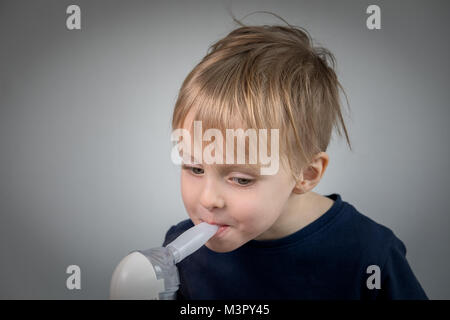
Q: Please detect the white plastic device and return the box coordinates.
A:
[110,222,219,300]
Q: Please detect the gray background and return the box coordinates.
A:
[0,0,449,299]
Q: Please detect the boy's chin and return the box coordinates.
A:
[205,239,238,253]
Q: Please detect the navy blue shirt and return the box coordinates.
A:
[162,193,428,300]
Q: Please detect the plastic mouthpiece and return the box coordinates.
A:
[166,222,219,264]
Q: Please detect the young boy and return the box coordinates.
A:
[163,23,428,300]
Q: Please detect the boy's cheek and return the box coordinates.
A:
[229,205,266,230]
[180,188,197,218]
[180,177,198,202]
[234,194,272,218]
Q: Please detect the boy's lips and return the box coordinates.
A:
[200,218,229,226]
[198,218,230,238]
[215,224,229,237]
[210,222,229,227]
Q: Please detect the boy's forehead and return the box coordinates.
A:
[180,142,258,163]
[180,112,260,151]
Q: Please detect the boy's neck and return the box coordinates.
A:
[254,191,334,241]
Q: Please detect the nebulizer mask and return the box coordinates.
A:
[109,222,218,299]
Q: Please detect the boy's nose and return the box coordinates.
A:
[199,180,225,211]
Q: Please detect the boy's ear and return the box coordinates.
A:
[292,152,329,194]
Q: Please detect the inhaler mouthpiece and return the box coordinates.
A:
[165,222,219,264]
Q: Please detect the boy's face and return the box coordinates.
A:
[179,110,297,253]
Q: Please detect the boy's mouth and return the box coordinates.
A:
[215,225,229,237]
[199,218,229,228]
[198,218,230,238]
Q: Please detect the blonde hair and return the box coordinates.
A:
[171,17,352,182]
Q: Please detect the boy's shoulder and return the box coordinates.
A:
[340,198,427,299]
[336,197,407,263]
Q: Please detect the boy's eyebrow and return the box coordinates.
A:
[216,164,261,176]
[182,153,261,175]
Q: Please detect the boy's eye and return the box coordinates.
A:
[186,166,204,175]
[182,165,204,175]
[182,165,254,186]
[192,167,204,175]
[231,177,253,186]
